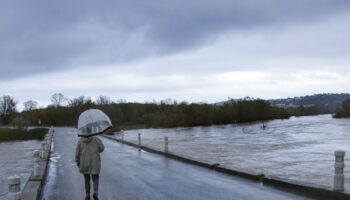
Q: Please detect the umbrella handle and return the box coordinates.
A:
[78,126,112,137]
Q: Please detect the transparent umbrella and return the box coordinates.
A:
[77,109,112,137]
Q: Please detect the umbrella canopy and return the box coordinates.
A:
[77,109,112,137]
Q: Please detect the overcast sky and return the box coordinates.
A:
[1,0,350,109]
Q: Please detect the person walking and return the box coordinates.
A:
[76,109,112,199]
[75,135,105,200]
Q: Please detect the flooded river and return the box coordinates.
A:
[115,114,350,191]
[0,140,41,197]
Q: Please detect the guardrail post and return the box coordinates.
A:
[46,140,50,151]
[40,150,44,159]
[7,175,21,200]
[40,142,48,159]
[258,174,264,189]
[121,133,124,141]
[33,150,40,159]
[33,158,40,177]
[164,136,168,153]
[334,150,345,191]
[138,133,141,147]
[40,142,45,159]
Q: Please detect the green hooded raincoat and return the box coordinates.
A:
[75,137,104,174]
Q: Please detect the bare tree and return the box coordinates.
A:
[0,95,17,124]
[160,98,177,105]
[96,96,112,105]
[68,95,92,107]
[23,100,38,111]
[51,93,66,107]
[116,98,126,103]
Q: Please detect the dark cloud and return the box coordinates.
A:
[0,0,350,79]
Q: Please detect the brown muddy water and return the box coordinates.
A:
[113,114,350,192]
[0,140,41,197]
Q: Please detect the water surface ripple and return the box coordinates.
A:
[117,115,350,191]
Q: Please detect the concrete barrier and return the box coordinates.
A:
[21,127,54,200]
[33,158,40,177]
[138,133,141,148]
[7,176,21,200]
[164,136,168,153]
[101,134,350,200]
[33,150,39,159]
[263,175,350,200]
[334,151,345,191]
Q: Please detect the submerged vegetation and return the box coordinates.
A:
[334,99,350,118]
[0,128,47,142]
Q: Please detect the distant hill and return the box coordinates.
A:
[216,93,350,114]
[268,93,350,112]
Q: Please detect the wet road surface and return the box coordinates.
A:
[42,127,316,200]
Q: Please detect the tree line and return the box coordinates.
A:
[0,94,290,129]
[334,98,350,118]
[285,106,330,116]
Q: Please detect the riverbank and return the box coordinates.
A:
[0,128,47,142]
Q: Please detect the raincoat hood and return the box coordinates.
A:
[77,109,112,137]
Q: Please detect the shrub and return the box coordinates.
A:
[0,128,48,142]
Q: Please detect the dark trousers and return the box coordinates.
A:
[84,174,99,194]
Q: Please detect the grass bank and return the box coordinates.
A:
[0,128,48,142]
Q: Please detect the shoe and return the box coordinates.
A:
[93,193,99,200]
[85,194,90,200]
